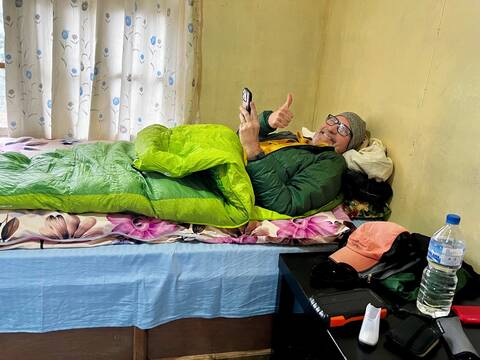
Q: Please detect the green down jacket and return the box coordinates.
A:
[245,111,347,217]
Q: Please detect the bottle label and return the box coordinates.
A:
[427,241,464,267]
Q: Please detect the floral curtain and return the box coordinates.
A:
[3,0,201,140]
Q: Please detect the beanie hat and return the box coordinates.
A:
[339,112,366,151]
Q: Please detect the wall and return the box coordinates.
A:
[199,0,328,130]
[314,0,480,268]
[199,0,479,268]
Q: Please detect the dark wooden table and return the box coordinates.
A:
[272,251,480,360]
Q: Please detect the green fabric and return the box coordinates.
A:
[251,193,344,220]
[133,124,255,226]
[0,123,343,226]
[0,142,156,215]
[381,272,419,302]
[456,267,471,292]
[0,126,255,227]
[246,111,346,217]
[258,111,275,137]
[380,268,470,302]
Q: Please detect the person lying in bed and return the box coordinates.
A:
[238,94,366,217]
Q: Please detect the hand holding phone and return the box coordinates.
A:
[238,88,262,160]
[242,88,253,114]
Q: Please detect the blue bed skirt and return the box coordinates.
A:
[0,242,335,333]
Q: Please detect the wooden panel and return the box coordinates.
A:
[154,348,271,360]
[0,327,133,360]
[133,327,147,360]
[147,316,273,359]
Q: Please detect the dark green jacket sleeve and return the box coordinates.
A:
[258,111,275,138]
[246,149,346,216]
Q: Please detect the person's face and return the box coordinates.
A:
[311,115,352,154]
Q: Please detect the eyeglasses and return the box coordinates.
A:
[326,114,352,137]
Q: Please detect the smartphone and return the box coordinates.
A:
[242,88,253,114]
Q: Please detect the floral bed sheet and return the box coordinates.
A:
[0,137,351,250]
[0,208,351,250]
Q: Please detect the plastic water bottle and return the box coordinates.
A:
[416,214,465,318]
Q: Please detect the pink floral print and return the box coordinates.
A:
[107,214,177,239]
[272,215,341,239]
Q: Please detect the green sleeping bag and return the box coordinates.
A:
[0,124,254,227]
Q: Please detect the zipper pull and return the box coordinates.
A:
[367,273,373,284]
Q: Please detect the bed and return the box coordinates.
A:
[0,241,340,359]
[0,136,352,359]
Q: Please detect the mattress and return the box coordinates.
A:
[0,241,336,333]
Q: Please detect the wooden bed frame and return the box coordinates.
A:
[0,315,273,360]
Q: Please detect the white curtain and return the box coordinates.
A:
[3,0,201,140]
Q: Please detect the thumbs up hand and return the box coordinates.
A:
[267,93,294,129]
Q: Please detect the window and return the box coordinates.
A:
[0,1,6,132]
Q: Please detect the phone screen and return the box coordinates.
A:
[242,88,252,114]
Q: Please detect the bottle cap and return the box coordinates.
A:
[446,214,461,225]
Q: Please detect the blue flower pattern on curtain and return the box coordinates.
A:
[3,0,201,140]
